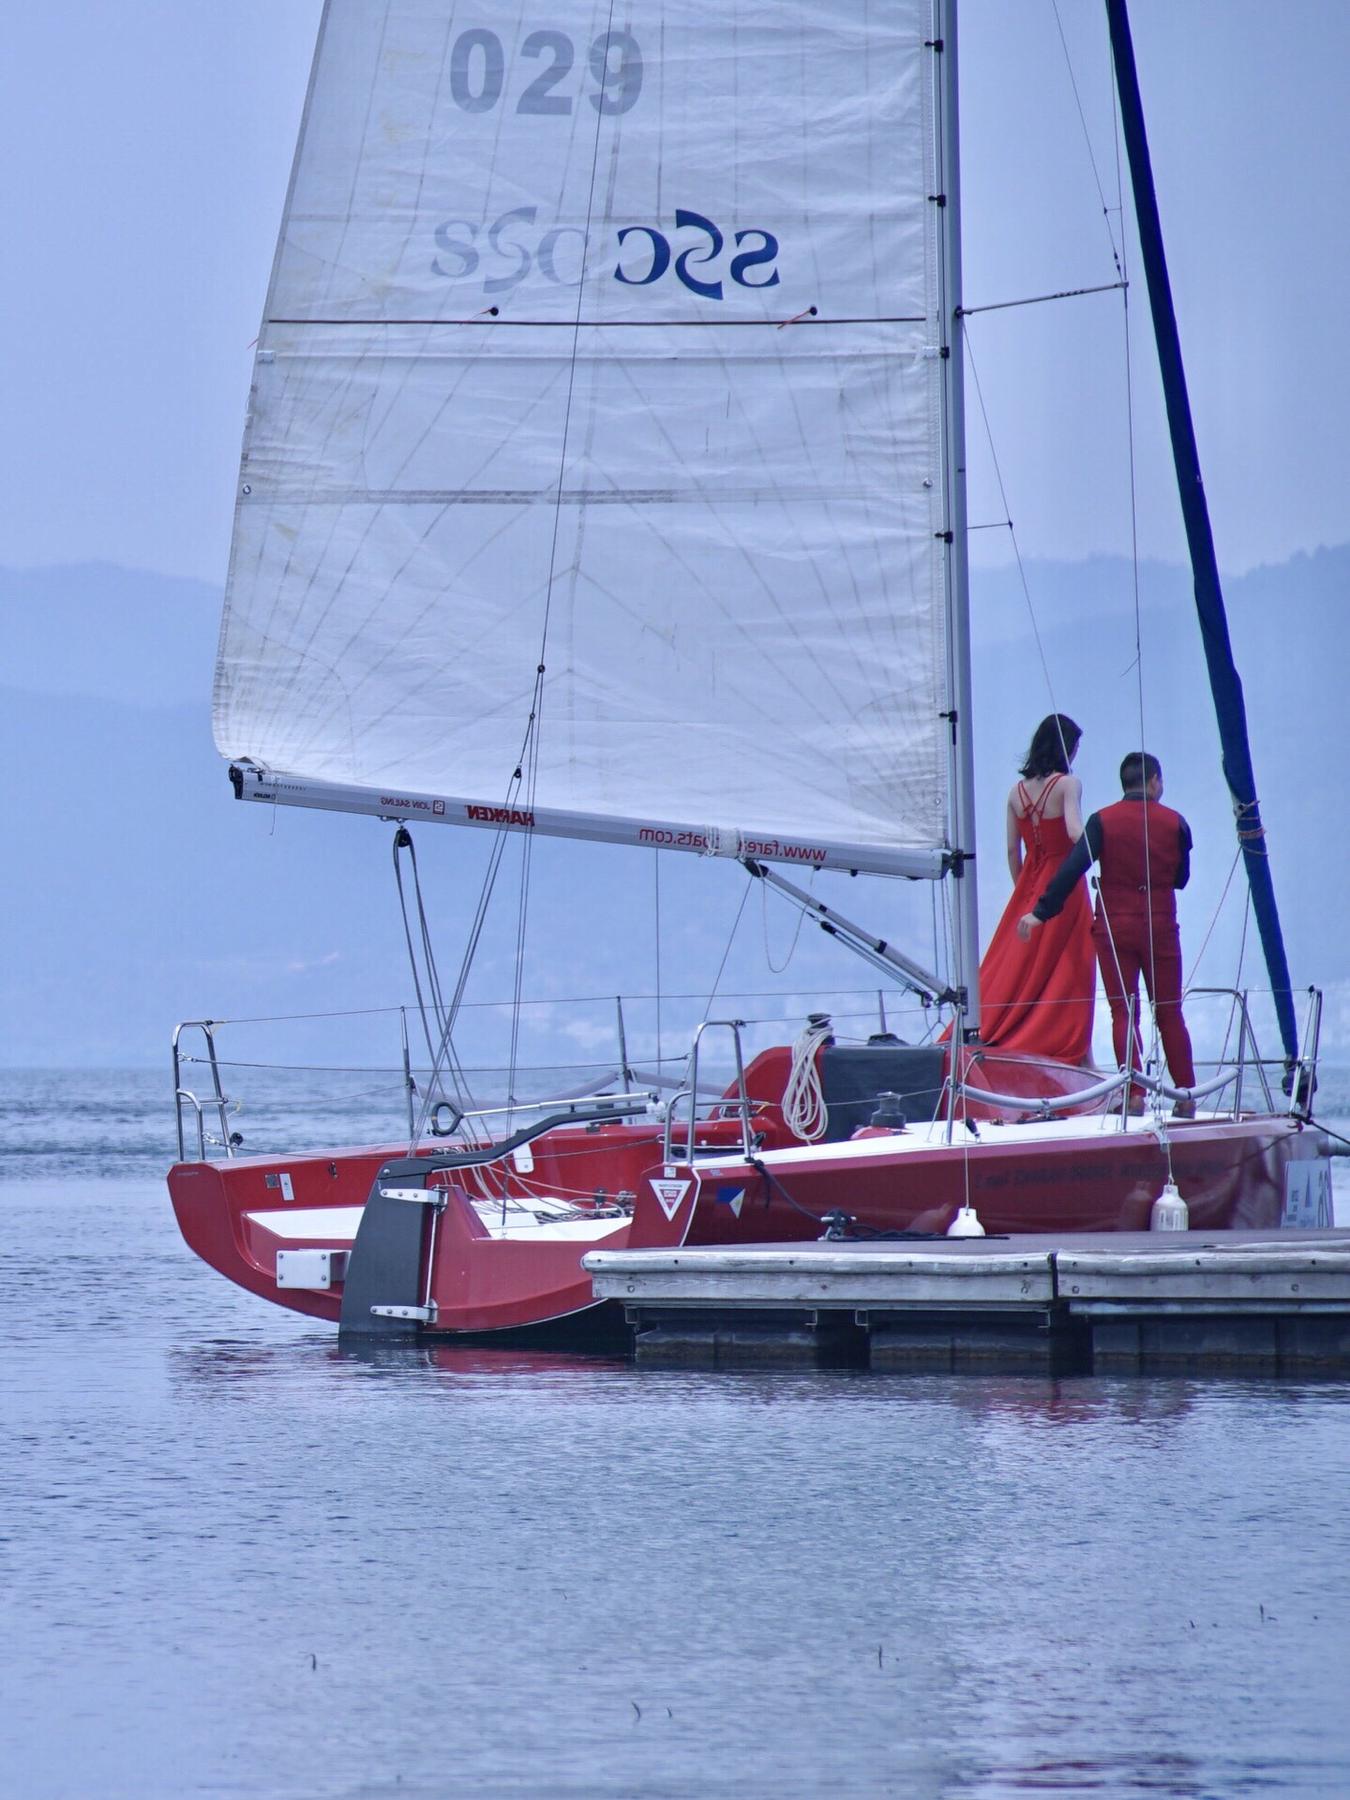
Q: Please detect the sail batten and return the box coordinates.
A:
[217,1,953,868]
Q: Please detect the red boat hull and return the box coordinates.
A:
[168,1104,1328,1337]
[680,1112,1319,1240]
[169,1121,683,1332]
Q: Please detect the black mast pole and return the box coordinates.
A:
[1105,0,1299,1066]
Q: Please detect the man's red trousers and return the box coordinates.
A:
[1091,911,1196,1091]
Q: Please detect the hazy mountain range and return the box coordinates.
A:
[3,552,1345,1075]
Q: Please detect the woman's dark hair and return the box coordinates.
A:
[1019,713,1081,779]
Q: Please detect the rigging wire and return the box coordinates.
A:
[399,805,525,1145]
[1102,20,1172,1100]
[958,20,1130,756]
[507,830,533,1119]
[972,5,1177,1112]
[921,881,946,1045]
[961,327,1063,718]
[653,849,663,1078]
[959,12,1130,732]
[1050,0,1129,275]
[392,829,470,1114]
[1184,843,1245,991]
[926,876,956,1046]
[503,0,624,1118]
[1233,885,1253,991]
[761,870,811,975]
[702,878,754,1026]
[1224,892,1267,1087]
[1085,14,1259,1117]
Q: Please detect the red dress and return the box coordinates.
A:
[976,776,1095,1063]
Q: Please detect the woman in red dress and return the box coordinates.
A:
[975,713,1095,1063]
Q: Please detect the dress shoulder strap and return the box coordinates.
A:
[1026,772,1061,822]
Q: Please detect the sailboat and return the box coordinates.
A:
[169,0,1332,1341]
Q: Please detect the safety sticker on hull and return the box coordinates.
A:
[650,1177,691,1221]
[715,1185,745,1218]
[1283,1161,1334,1228]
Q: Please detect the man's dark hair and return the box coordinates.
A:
[1120,751,1161,792]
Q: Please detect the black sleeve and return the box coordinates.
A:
[1175,817,1192,890]
[1033,813,1101,921]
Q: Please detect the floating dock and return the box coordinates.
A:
[584,1229,1350,1375]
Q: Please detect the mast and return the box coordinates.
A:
[935,2,981,1028]
[1106,0,1299,1064]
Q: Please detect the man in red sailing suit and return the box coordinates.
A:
[1018,752,1197,1111]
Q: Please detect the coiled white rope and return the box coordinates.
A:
[783,1016,833,1142]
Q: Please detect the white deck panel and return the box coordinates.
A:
[245,1207,366,1241]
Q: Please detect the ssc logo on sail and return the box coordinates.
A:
[432,210,781,299]
[616,214,780,297]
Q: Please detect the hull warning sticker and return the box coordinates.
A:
[650,1178,691,1221]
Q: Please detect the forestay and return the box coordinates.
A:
[217,0,955,877]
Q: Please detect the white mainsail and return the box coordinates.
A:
[217,0,956,878]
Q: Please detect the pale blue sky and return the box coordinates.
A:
[3,1,1350,588]
[0,1,322,586]
[958,0,1350,576]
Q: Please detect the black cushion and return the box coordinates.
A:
[817,1043,946,1142]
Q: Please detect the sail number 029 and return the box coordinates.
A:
[450,26,642,115]
[435,28,781,299]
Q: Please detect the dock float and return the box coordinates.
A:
[583,1229,1350,1374]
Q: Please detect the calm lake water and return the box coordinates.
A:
[3,1071,1350,1799]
